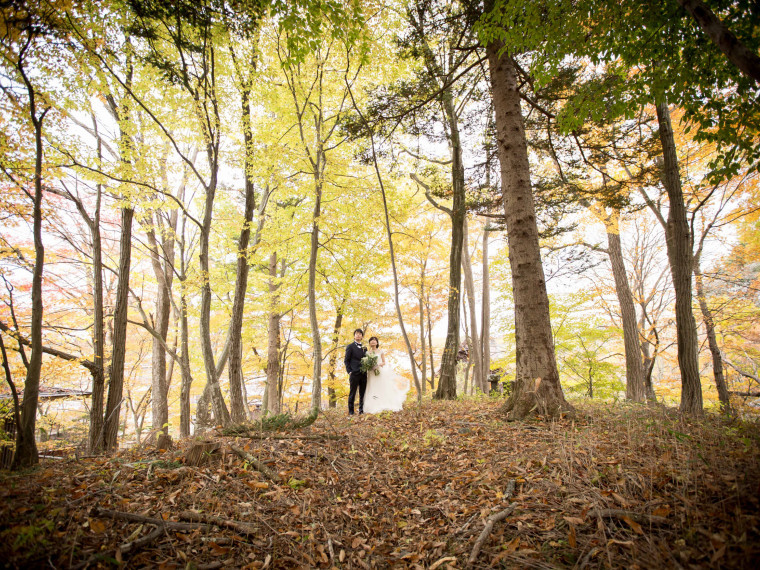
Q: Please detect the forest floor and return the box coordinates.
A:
[1,397,760,569]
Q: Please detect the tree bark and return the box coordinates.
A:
[265,252,282,415]
[693,256,731,412]
[486,43,571,419]
[676,0,760,85]
[655,100,703,415]
[103,205,134,451]
[603,210,646,402]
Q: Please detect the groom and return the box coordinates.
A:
[344,328,367,415]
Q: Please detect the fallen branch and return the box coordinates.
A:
[234,433,346,441]
[229,444,278,481]
[178,510,258,535]
[591,509,669,525]
[91,507,207,531]
[71,526,164,570]
[467,504,517,566]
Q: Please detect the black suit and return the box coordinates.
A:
[344,342,367,414]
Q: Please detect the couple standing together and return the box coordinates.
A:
[344,328,408,415]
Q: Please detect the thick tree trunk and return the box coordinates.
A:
[481,230,491,386]
[12,105,45,470]
[603,211,646,402]
[462,218,483,392]
[486,43,571,419]
[693,257,731,412]
[103,206,134,451]
[655,101,703,415]
[265,252,282,415]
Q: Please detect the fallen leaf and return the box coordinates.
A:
[568,524,577,548]
[89,519,107,534]
[429,556,456,569]
[621,516,644,535]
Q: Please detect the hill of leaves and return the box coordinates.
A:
[1,398,759,569]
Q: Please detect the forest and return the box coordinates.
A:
[0,0,759,567]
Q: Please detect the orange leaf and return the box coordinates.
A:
[90,519,107,534]
[209,542,230,556]
[568,524,577,548]
[621,516,644,535]
[652,506,671,517]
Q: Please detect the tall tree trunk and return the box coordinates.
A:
[462,218,483,392]
[481,229,491,386]
[145,219,172,448]
[87,162,106,453]
[198,149,231,424]
[12,89,46,470]
[419,267,427,395]
[427,296,435,392]
[265,252,282,415]
[103,206,134,451]
[308,166,324,411]
[655,100,703,415]
[486,43,571,419]
[178,279,193,437]
[228,81,260,423]
[602,210,646,402]
[693,257,731,412]
[326,295,346,410]
[433,90,465,401]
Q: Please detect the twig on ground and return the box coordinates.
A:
[90,507,207,532]
[178,510,258,535]
[467,504,517,566]
[590,508,669,525]
[229,444,278,481]
[235,433,346,441]
[71,525,164,569]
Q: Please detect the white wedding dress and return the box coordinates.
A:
[363,349,409,413]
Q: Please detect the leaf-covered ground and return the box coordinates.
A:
[2,398,760,569]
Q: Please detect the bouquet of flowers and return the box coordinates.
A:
[360,353,380,375]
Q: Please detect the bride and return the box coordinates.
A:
[363,336,409,413]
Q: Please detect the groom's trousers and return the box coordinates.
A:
[348,370,367,415]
